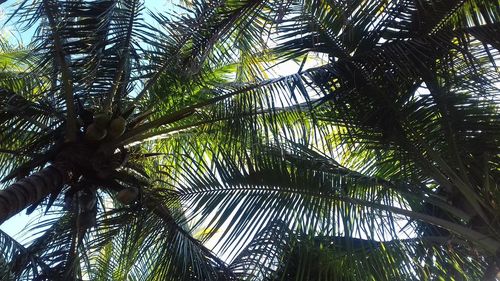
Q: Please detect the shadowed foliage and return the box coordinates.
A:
[0,0,498,280]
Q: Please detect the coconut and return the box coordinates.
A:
[116,187,138,205]
[108,116,127,139]
[94,112,111,129]
[85,123,107,141]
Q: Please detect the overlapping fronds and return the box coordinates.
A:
[0,0,499,280]
[230,221,488,280]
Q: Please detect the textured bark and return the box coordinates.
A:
[0,163,72,225]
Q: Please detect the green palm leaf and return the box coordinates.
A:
[0,0,498,280]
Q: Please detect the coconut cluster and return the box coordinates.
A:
[80,112,138,205]
[84,112,127,142]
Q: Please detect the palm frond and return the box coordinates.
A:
[230,220,488,280]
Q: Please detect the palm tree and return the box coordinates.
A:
[0,0,499,280]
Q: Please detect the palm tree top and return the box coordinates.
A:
[0,0,499,280]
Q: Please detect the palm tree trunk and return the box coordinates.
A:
[0,163,72,225]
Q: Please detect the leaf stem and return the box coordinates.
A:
[43,0,77,142]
